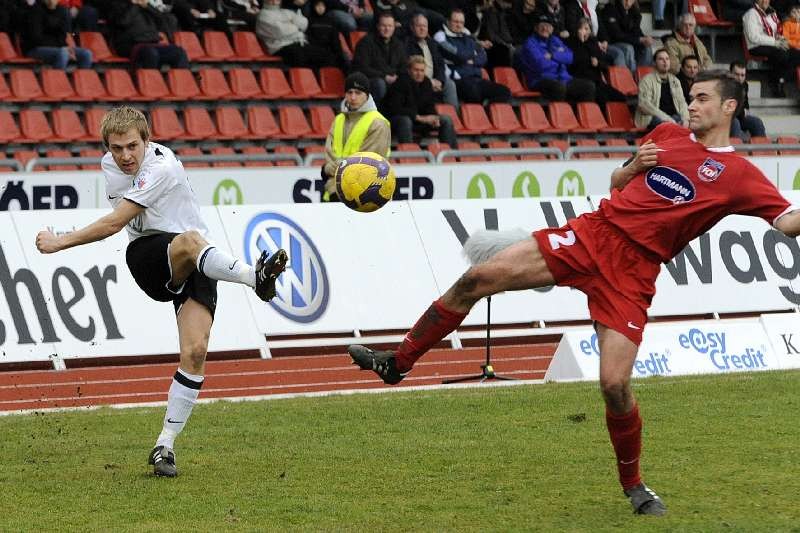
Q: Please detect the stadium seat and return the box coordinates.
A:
[174,31,210,61]
[460,103,509,134]
[198,68,232,99]
[777,135,800,155]
[308,105,335,138]
[577,102,624,132]
[742,36,768,69]
[517,139,548,160]
[458,140,485,162]
[518,102,559,133]
[574,139,605,159]
[349,31,367,51]
[84,107,108,140]
[259,68,293,99]
[183,106,218,140]
[215,106,250,140]
[319,67,345,98]
[232,31,274,61]
[167,69,203,100]
[241,145,272,167]
[636,66,653,81]
[492,67,539,97]
[302,144,325,166]
[607,66,638,96]
[338,33,353,62]
[10,70,45,101]
[489,103,535,134]
[228,68,267,99]
[13,150,39,169]
[42,69,78,101]
[278,106,312,138]
[487,140,516,161]
[0,73,10,101]
[52,109,92,142]
[0,31,35,63]
[546,139,569,158]
[177,147,207,168]
[79,32,127,62]
[78,148,103,170]
[427,141,455,162]
[73,69,111,101]
[203,31,235,61]
[749,136,776,156]
[435,103,468,134]
[136,69,175,100]
[289,67,324,99]
[0,110,21,143]
[273,145,300,166]
[247,105,287,139]
[105,69,145,100]
[210,146,242,167]
[688,0,734,58]
[44,149,79,171]
[548,102,593,132]
[150,107,186,140]
[605,102,644,132]
[394,142,427,164]
[20,109,55,143]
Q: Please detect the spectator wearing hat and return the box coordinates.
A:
[322,72,392,201]
[517,12,595,101]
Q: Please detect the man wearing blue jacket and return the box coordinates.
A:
[517,13,595,102]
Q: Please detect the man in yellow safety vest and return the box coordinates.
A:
[322,71,391,201]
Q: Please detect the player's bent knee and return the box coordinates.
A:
[600,380,631,412]
[181,341,208,366]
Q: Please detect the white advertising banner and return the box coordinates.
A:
[216,202,440,336]
[3,208,265,362]
[545,319,778,382]
[409,197,594,326]
[759,312,800,369]
[0,172,99,211]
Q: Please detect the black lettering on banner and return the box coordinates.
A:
[84,265,123,340]
[292,179,314,203]
[0,181,29,210]
[55,185,78,209]
[762,229,800,305]
[781,333,799,354]
[52,267,95,341]
[665,234,713,285]
[393,177,409,199]
[32,185,52,209]
[718,230,766,283]
[412,177,434,199]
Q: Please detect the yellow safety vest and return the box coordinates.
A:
[332,111,390,158]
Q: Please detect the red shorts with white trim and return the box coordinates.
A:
[533,212,661,345]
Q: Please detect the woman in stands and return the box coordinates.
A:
[567,17,626,105]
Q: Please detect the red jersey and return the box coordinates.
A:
[595,123,794,262]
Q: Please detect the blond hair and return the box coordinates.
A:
[407,54,426,68]
[100,106,150,146]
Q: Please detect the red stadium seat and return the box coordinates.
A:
[13,150,39,169]
[349,31,367,51]
[308,105,335,138]
[215,107,249,140]
[136,69,175,100]
[259,68,293,99]
[518,102,559,133]
[288,67,323,98]
[458,141,485,162]
[492,67,539,97]
[10,70,45,101]
[177,147,207,168]
[0,110,21,143]
[489,103,534,134]
[749,136,776,156]
[210,146,242,167]
[487,140,516,161]
[79,32,127,62]
[45,149,79,171]
[278,106,312,137]
[203,31,235,61]
[547,139,569,158]
[42,69,78,100]
[777,135,800,155]
[183,107,218,140]
[232,31,273,61]
[0,31,35,63]
[73,69,111,101]
[247,105,287,139]
[517,139,548,160]
[605,102,644,132]
[228,68,266,99]
[20,109,55,142]
[577,102,624,132]
[84,107,108,140]
[273,145,300,166]
[303,144,325,166]
[105,69,144,100]
[548,102,593,132]
[319,67,345,98]
[167,69,203,100]
[435,103,468,134]
[636,66,653,81]
[461,103,510,134]
[174,31,210,61]
[574,139,605,159]
[241,145,272,167]
[52,109,92,142]
[394,142,427,164]
[150,107,186,140]
[607,66,638,96]
[0,72,10,101]
[198,68,232,99]
[78,148,103,170]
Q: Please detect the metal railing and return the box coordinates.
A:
[435,146,562,162]
[0,159,23,172]
[23,152,304,172]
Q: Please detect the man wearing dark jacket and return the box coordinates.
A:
[22,0,93,69]
[107,0,189,69]
[601,0,654,72]
[405,12,459,107]
[382,55,458,148]
[352,11,408,104]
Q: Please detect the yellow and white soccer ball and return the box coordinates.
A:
[334,151,396,212]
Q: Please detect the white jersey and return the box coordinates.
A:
[102,142,209,242]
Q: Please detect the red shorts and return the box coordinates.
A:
[533,212,661,345]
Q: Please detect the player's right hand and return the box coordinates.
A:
[631,140,659,173]
[35,230,62,254]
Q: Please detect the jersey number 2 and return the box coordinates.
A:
[548,230,576,250]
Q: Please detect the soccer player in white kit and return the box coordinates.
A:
[35,106,288,477]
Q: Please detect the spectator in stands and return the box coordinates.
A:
[663,13,711,74]
[511,0,545,45]
[326,0,372,32]
[744,0,800,95]
[107,0,189,69]
[21,0,93,69]
[517,13,595,101]
[405,12,459,107]
[635,48,688,130]
[564,0,624,67]
[730,60,767,139]
[677,54,699,101]
[306,0,348,67]
[58,0,98,32]
[352,11,407,104]
[785,4,800,49]
[282,0,312,17]
[382,55,458,148]
[256,0,338,67]
[434,7,511,103]
[476,0,515,67]
[172,0,229,35]
[322,71,391,201]
[220,0,261,30]
[417,0,477,32]
[375,0,445,38]
[601,0,653,72]
[567,17,626,105]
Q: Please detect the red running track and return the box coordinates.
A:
[0,344,557,412]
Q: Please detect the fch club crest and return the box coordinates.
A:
[697,157,725,182]
[243,212,329,322]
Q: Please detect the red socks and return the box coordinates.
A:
[394,299,467,372]
[606,403,643,490]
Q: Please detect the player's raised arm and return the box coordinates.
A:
[35,199,144,254]
[610,140,659,191]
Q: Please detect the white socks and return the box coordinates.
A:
[196,245,256,288]
[155,368,204,450]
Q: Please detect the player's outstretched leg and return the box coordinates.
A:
[148,445,177,477]
[254,249,288,302]
[348,345,407,384]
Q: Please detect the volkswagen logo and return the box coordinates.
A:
[243,212,329,322]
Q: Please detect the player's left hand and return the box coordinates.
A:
[35,230,62,254]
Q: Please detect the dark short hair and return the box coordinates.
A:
[681,55,699,68]
[653,48,669,61]
[729,60,746,71]
[694,69,743,107]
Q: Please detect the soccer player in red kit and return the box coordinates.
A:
[348,70,800,516]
